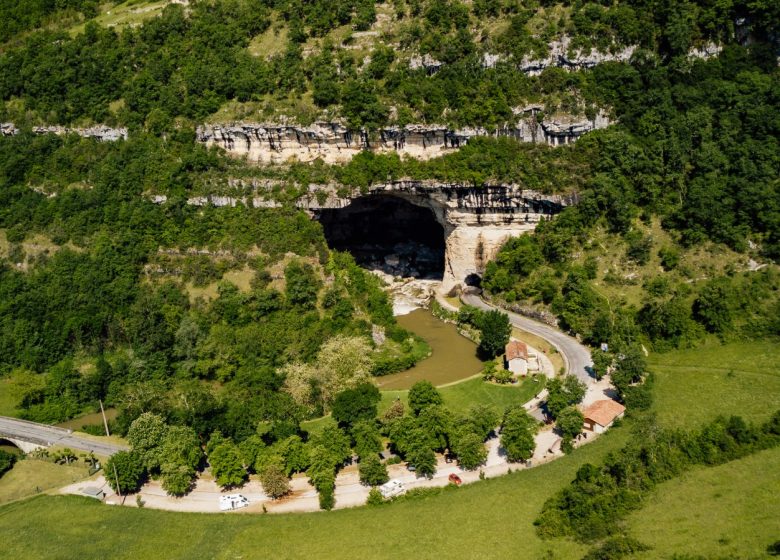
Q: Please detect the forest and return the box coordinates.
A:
[1,0,777,128]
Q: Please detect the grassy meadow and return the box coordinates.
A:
[647,339,780,428]
[629,446,780,559]
[0,459,89,504]
[378,375,545,418]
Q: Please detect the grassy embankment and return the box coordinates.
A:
[1,340,778,558]
[0,460,89,504]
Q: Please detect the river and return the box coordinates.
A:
[375,308,483,390]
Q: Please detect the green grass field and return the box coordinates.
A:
[647,339,780,428]
[628,446,780,558]
[1,341,778,559]
[0,378,17,416]
[378,375,545,417]
[0,459,89,504]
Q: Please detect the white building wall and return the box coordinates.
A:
[507,357,528,376]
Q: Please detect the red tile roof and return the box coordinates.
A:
[582,399,626,427]
[505,340,528,361]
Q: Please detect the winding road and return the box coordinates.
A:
[0,416,127,457]
[461,294,593,384]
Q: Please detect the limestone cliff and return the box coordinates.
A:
[196,109,610,164]
[306,181,572,291]
[153,180,572,291]
[0,123,128,141]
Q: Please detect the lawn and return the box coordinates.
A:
[303,375,545,435]
[0,425,629,560]
[628,446,780,559]
[647,339,780,428]
[0,459,89,504]
[378,375,545,418]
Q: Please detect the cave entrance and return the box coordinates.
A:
[316,195,445,280]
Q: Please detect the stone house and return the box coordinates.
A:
[581,399,626,434]
[505,340,529,376]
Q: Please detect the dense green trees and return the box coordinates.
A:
[208,440,247,489]
[0,449,16,479]
[545,376,587,420]
[105,451,145,495]
[358,455,389,486]
[477,310,512,359]
[408,380,443,415]
[454,305,512,359]
[259,463,291,499]
[500,406,537,462]
[555,407,585,452]
[331,384,381,430]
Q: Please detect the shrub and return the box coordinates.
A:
[366,487,385,506]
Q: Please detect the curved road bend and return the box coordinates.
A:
[461,294,593,386]
[0,416,127,457]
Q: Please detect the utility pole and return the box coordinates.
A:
[99,399,110,437]
[112,462,123,504]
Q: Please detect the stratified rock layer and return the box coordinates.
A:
[158,180,573,291]
[196,109,610,164]
[1,123,128,141]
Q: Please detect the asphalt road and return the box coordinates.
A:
[461,294,593,385]
[0,416,128,457]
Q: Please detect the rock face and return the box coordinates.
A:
[1,123,128,141]
[304,180,572,292]
[196,109,610,164]
[518,37,637,75]
[151,180,570,291]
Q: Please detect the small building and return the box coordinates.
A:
[581,400,626,434]
[505,340,529,376]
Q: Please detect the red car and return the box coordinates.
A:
[448,473,462,486]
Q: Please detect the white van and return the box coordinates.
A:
[379,480,406,499]
[219,494,249,511]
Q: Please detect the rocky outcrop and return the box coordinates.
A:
[1,123,128,141]
[305,181,572,291]
[152,180,571,291]
[197,109,610,164]
[518,37,636,76]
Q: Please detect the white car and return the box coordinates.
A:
[379,480,406,499]
[219,494,249,511]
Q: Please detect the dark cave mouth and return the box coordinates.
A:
[316,196,445,280]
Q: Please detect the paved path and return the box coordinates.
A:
[0,415,127,457]
[461,294,593,384]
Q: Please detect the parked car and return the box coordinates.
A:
[219,494,249,511]
[448,473,462,486]
[379,479,406,499]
